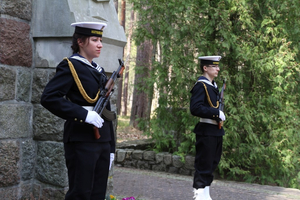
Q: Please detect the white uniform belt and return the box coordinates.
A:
[200,118,218,125]
[82,106,94,111]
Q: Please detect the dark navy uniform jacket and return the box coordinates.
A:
[190,76,225,136]
[41,54,115,153]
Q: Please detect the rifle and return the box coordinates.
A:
[218,79,226,129]
[93,59,125,139]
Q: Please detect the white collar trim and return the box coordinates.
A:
[197,79,218,88]
[70,55,103,73]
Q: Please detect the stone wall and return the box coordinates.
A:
[0,0,36,199]
[115,149,196,176]
[0,0,126,199]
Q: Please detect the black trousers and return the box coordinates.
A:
[193,135,223,189]
[64,142,110,200]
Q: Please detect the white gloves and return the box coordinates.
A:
[109,153,115,170]
[85,111,104,128]
[219,110,226,121]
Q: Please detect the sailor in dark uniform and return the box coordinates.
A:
[190,56,226,200]
[41,22,115,200]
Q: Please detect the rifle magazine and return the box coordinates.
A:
[101,108,117,121]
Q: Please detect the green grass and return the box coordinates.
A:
[118,116,130,128]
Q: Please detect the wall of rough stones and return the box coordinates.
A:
[115,149,196,176]
[0,0,125,199]
[0,0,36,199]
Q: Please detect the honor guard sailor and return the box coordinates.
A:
[41,22,115,200]
[190,56,226,200]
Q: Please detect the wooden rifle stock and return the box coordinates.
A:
[93,59,125,139]
[218,121,223,129]
[94,126,101,139]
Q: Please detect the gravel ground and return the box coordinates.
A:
[115,122,300,200]
[113,166,300,200]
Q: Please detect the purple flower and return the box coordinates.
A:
[122,197,135,200]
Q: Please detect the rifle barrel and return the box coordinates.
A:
[218,79,226,129]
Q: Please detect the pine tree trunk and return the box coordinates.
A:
[130,39,153,129]
[121,6,134,116]
[122,65,129,116]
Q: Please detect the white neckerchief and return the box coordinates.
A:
[197,78,218,88]
[70,55,103,73]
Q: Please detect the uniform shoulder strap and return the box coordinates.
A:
[64,57,100,104]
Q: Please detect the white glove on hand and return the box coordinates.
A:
[85,111,104,128]
[109,153,115,170]
[219,110,226,121]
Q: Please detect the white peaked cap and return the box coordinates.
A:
[198,56,222,61]
[71,22,107,37]
[71,22,107,30]
[198,56,222,65]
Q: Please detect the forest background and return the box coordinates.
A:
[114,0,300,189]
